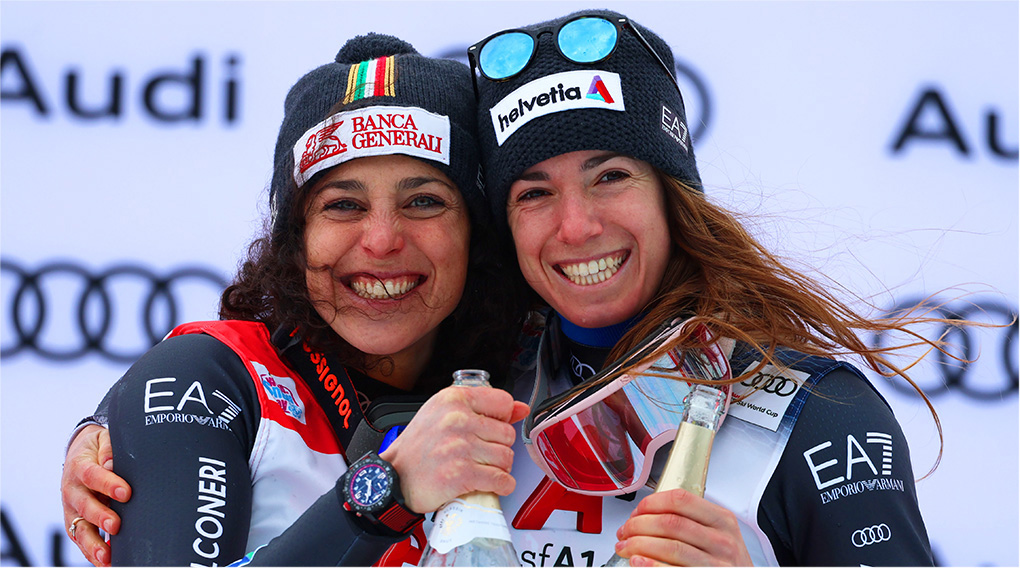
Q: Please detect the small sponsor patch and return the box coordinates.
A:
[292,105,451,186]
[489,70,625,146]
[253,361,306,423]
[729,362,808,431]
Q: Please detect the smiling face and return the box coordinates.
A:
[303,154,470,382]
[506,151,671,328]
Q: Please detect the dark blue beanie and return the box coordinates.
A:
[473,9,702,230]
[270,34,484,236]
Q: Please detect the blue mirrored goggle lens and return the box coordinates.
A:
[558,17,618,63]
[479,31,534,80]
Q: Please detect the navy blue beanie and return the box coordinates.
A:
[473,9,701,228]
[270,34,483,236]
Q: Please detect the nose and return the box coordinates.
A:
[555,192,603,245]
[360,213,405,257]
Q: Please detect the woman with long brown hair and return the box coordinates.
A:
[470,8,947,565]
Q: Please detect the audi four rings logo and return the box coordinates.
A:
[2,259,228,363]
[852,523,892,547]
[740,372,798,397]
[570,355,596,380]
[872,297,1019,400]
[434,45,713,145]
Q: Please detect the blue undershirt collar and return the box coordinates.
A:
[557,312,644,348]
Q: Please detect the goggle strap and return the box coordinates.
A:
[523,314,563,439]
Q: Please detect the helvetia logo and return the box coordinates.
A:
[490,70,625,146]
[586,75,614,104]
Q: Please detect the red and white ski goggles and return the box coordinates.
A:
[523,318,732,495]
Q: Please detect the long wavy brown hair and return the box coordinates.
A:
[216,175,529,394]
[601,172,981,476]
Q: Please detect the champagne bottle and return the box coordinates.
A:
[605,383,728,567]
[418,370,521,567]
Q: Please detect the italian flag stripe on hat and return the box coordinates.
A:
[343,56,395,103]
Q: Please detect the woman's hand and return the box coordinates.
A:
[380,385,529,513]
[613,488,753,567]
[60,425,132,567]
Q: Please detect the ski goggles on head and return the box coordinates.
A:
[523,318,731,496]
[467,15,681,95]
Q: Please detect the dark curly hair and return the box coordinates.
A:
[217,173,529,393]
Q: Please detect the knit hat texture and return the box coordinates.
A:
[270,34,483,234]
[474,9,701,226]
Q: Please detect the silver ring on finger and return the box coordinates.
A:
[68,516,85,540]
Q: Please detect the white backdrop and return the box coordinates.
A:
[1,1,1017,566]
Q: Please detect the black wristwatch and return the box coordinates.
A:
[339,452,423,536]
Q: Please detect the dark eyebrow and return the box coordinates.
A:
[515,170,550,182]
[313,176,453,195]
[580,152,623,171]
[314,179,366,194]
[515,152,624,182]
[397,176,455,192]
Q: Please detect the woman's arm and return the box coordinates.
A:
[67,336,530,566]
[242,383,530,566]
[105,334,259,566]
[759,366,934,566]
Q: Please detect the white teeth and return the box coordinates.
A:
[351,277,418,300]
[560,254,625,286]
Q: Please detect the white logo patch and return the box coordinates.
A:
[489,70,625,146]
[292,105,451,186]
[253,361,306,423]
[729,362,808,431]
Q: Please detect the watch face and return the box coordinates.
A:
[348,462,391,509]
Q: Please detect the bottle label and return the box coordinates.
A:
[426,498,513,554]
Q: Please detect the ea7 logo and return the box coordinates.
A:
[143,377,241,423]
[660,104,689,152]
[803,432,893,490]
[144,377,212,414]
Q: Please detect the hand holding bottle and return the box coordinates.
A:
[609,385,752,567]
[417,370,523,567]
[379,372,529,515]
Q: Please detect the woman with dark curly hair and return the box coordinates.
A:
[59,33,529,567]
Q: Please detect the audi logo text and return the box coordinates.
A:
[852,523,892,547]
[872,297,1018,401]
[2,259,228,363]
[740,372,798,397]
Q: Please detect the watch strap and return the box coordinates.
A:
[376,500,424,535]
[340,452,424,537]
